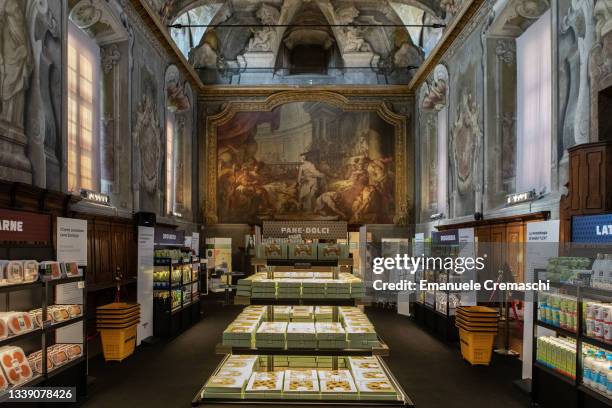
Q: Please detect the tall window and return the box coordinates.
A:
[67,23,100,192]
[166,113,177,215]
[516,10,551,194]
[437,106,448,213]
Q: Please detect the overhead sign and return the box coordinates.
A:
[263,221,347,239]
[81,189,111,206]
[432,229,458,245]
[0,209,51,244]
[572,214,612,243]
[506,189,537,206]
[154,226,185,246]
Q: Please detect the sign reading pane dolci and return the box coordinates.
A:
[262,221,347,239]
[0,209,51,244]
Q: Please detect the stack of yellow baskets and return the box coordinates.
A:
[455,306,499,366]
[97,302,140,362]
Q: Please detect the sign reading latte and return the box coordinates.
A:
[0,209,51,244]
[263,221,347,239]
[154,226,185,246]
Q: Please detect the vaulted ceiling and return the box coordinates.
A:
[144,0,464,84]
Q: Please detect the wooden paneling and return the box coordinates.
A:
[560,141,612,240]
[93,220,112,287]
[442,214,543,283]
[506,222,525,282]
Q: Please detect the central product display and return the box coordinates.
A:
[192,250,412,406]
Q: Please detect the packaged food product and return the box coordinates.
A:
[67,305,82,318]
[0,366,7,391]
[47,346,69,367]
[64,344,83,359]
[0,346,33,385]
[0,312,34,335]
[29,309,51,329]
[39,261,62,280]
[245,371,284,396]
[5,261,24,284]
[27,351,53,375]
[0,319,7,340]
[22,260,39,282]
[62,262,80,278]
[48,306,70,322]
[283,369,319,396]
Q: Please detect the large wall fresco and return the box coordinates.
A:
[216,102,396,224]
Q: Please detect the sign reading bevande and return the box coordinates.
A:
[154,226,185,246]
[263,221,347,239]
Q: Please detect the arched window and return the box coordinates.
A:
[165,66,193,217]
[67,1,128,196]
[67,22,101,192]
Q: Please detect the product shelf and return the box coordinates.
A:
[43,276,85,286]
[532,264,612,408]
[577,384,612,406]
[0,281,42,293]
[215,337,390,357]
[191,355,412,407]
[536,321,577,339]
[0,375,45,403]
[46,315,85,331]
[533,361,576,385]
[0,328,43,347]
[47,355,86,379]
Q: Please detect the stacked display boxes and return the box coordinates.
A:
[201,355,258,399]
[291,306,314,322]
[349,357,398,400]
[222,306,265,347]
[236,278,253,297]
[316,322,348,349]
[302,279,327,299]
[277,279,301,299]
[536,336,576,378]
[251,279,276,299]
[342,273,366,298]
[314,306,334,322]
[326,280,351,299]
[255,322,287,348]
[342,308,379,349]
[245,371,284,399]
[272,306,292,322]
[283,370,320,399]
[318,369,358,400]
[287,323,317,349]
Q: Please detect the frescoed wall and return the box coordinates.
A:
[215,102,396,224]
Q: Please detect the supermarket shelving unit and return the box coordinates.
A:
[153,255,201,337]
[531,268,612,408]
[192,254,412,406]
[0,269,87,402]
[413,238,460,342]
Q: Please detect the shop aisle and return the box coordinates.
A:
[83,305,529,408]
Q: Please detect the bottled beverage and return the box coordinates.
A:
[584,350,595,386]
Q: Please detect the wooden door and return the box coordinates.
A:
[94,220,112,287]
[111,223,127,281]
[87,220,96,285]
[505,222,525,282]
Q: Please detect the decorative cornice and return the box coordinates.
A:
[130,0,204,90]
[198,85,414,98]
[407,0,485,91]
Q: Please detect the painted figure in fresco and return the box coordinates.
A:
[297,150,325,212]
[0,0,33,129]
[216,105,396,223]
